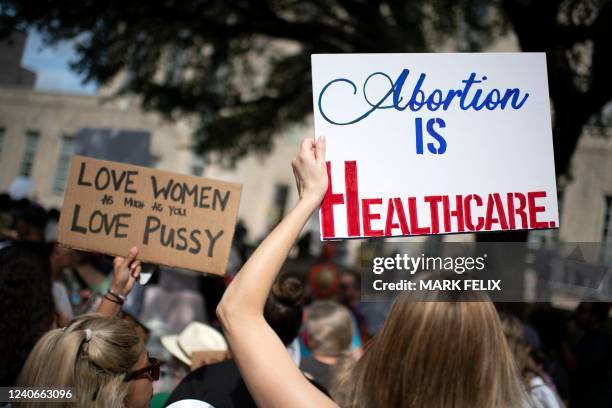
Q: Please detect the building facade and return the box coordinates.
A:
[0,88,198,208]
[560,128,612,243]
[0,33,201,208]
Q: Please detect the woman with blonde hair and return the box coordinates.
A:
[0,242,141,387]
[333,290,524,407]
[301,300,355,392]
[217,137,527,408]
[17,313,159,408]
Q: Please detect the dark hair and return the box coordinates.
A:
[577,301,611,324]
[0,193,12,212]
[0,241,56,386]
[264,274,304,346]
[591,302,610,322]
[47,208,61,222]
[15,204,48,230]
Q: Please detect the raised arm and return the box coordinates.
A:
[97,246,141,316]
[217,137,336,408]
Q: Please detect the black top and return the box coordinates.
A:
[165,360,255,408]
[165,359,329,408]
[300,356,333,391]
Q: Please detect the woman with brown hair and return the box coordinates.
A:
[17,313,159,408]
[500,313,564,408]
[217,137,527,408]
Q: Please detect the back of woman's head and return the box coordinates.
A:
[500,313,527,358]
[264,274,304,346]
[334,289,525,408]
[499,312,544,389]
[18,314,142,407]
[0,241,55,386]
[306,300,353,357]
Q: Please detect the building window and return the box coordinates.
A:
[191,165,204,176]
[190,163,204,177]
[603,195,612,243]
[0,127,5,156]
[274,184,290,219]
[268,183,289,228]
[190,155,205,177]
[19,130,40,177]
[53,135,75,194]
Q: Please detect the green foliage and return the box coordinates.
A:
[1,0,610,173]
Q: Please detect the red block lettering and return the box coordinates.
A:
[362,198,383,236]
[320,161,344,239]
[528,191,548,228]
[484,193,509,230]
[464,194,484,231]
[345,161,361,237]
[385,197,410,235]
[424,196,443,234]
[408,197,430,235]
[442,195,464,232]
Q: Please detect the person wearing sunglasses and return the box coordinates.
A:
[17,313,160,407]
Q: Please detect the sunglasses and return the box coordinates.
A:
[124,357,162,382]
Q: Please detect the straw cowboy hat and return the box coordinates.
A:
[161,322,228,366]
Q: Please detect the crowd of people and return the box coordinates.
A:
[0,138,610,407]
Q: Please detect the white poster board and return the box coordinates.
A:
[311,53,558,240]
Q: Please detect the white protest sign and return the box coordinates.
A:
[311,53,558,240]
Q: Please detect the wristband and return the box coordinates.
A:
[103,294,122,305]
[106,290,126,304]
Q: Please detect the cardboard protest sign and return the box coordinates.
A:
[58,156,242,275]
[311,53,559,240]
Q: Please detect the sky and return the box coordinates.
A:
[22,30,98,95]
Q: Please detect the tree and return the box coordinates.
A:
[1,0,610,174]
[502,0,612,181]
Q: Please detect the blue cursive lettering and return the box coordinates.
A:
[317,69,530,125]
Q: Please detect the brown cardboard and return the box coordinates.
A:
[58,156,242,275]
[190,350,231,371]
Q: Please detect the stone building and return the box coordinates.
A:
[0,33,200,209]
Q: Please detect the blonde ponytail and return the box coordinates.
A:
[17,314,142,408]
